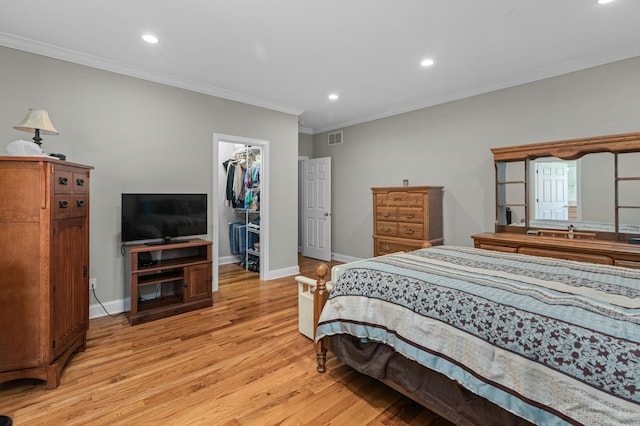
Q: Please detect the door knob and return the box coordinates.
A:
[324,212,331,216]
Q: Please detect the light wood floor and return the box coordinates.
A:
[0,256,452,426]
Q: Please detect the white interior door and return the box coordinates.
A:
[302,157,331,261]
[535,162,569,220]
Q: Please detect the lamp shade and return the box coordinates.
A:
[14,109,59,135]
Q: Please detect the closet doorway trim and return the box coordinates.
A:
[212,133,269,291]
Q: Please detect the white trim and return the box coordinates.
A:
[89,299,124,319]
[331,252,363,263]
[267,265,300,281]
[218,254,242,265]
[297,126,313,135]
[0,33,305,117]
[311,45,640,135]
[213,133,270,292]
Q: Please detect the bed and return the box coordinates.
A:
[312,246,640,425]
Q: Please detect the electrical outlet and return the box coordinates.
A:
[89,278,97,290]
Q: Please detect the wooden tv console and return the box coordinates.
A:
[124,238,213,325]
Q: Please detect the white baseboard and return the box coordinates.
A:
[90,298,125,319]
[218,254,241,265]
[331,252,363,263]
[267,265,300,280]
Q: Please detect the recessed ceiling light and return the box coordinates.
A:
[328,93,339,101]
[598,0,615,4]
[142,34,159,44]
[420,58,435,67]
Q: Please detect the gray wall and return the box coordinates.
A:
[0,46,299,313]
[298,132,314,158]
[312,56,640,259]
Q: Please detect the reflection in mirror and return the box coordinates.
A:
[528,153,615,231]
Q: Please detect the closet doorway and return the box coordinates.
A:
[213,134,269,292]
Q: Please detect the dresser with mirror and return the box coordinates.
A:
[472,132,640,268]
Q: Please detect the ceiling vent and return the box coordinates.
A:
[328,131,343,146]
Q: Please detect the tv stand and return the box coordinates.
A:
[124,238,213,325]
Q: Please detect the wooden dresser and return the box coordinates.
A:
[372,186,443,256]
[0,157,92,388]
[473,132,640,268]
[472,232,640,269]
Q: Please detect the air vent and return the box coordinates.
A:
[328,131,343,145]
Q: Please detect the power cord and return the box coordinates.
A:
[91,285,116,317]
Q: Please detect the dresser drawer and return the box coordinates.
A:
[614,260,640,269]
[54,170,74,193]
[376,207,397,221]
[518,247,613,265]
[398,207,423,223]
[398,223,424,240]
[386,192,410,206]
[477,243,517,253]
[73,172,89,193]
[54,194,88,219]
[374,237,426,256]
[376,221,398,237]
[407,193,424,207]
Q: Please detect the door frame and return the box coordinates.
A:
[212,133,269,291]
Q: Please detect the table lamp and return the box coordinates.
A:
[13,109,59,147]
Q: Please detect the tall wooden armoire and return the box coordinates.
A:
[0,156,92,389]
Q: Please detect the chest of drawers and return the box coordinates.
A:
[372,186,443,256]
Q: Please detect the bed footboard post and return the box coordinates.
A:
[314,263,330,373]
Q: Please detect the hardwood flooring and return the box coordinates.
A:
[0,256,453,425]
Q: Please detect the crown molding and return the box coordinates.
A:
[0,32,305,117]
[297,125,313,135]
[313,45,640,135]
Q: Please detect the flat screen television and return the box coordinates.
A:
[121,193,207,244]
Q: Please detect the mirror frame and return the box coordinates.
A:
[491,132,640,242]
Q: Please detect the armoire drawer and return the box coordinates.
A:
[54,170,74,193]
[54,194,88,219]
[73,173,89,193]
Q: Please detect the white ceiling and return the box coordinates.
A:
[1,0,640,134]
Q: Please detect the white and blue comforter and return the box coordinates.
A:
[316,246,640,425]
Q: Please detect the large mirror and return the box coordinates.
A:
[528,153,616,232]
[493,132,640,241]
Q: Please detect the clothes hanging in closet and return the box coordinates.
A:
[223,148,261,210]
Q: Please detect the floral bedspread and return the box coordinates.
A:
[316,246,640,425]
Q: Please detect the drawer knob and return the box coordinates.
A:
[76,199,85,207]
[405,228,415,234]
[58,177,69,185]
[382,245,391,251]
[76,178,85,186]
[382,211,391,217]
[406,213,415,218]
[382,226,390,232]
[59,200,69,208]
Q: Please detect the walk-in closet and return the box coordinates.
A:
[218,142,262,273]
